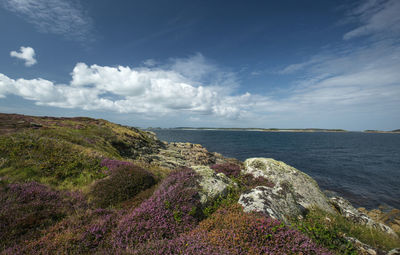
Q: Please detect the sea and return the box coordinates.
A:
[152,129,400,210]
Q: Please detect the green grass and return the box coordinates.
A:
[293,208,400,254]
[0,131,106,188]
[0,117,164,190]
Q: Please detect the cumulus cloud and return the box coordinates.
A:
[0,55,255,119]
[10,46,37,66]
[1,0,93,41]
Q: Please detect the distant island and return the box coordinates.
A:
[364,129,400,134]
[148,127,349,132]
[148,127,400,133]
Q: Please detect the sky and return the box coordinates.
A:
[0,0,399,130]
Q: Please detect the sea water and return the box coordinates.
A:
[153,130,400,209]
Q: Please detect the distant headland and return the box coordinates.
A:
[148,127,400,133]
[148,127,349,132]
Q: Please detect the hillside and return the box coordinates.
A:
[0,113,399,254]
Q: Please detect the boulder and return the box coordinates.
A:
[358,207,400,234]
[191,165,236,205]
[149,142,238,169]
[238,184,307,224]
[388,248,400,255]
[330,196,398,237]
[242,158,335,214]
[345,237,386,255]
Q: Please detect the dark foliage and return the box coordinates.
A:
[88,160,156,208]
[210,163,242,178]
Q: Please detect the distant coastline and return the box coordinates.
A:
[148,127,349,132]
[364,129,400,134]
[148,127,400,133]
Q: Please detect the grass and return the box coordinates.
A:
[293,208,400,254]
[0,116,163,189]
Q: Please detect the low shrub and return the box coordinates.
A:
[9,208,119,254]
[0,182,84,251]
[210,163,241,178]
[112,168,202,250]
[130,231,225,255]
[194,204,332,254]
[88,161,156,208]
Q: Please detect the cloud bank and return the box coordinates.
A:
[10,46,37,66]
[1,0,93,41]
[0,55,255,119]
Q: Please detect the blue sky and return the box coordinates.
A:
[0,0,399,130]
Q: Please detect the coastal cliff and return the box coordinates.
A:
[0,113,399,254]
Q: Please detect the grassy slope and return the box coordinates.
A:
[0,113,164,189]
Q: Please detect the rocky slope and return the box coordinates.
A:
[0,113,399,254]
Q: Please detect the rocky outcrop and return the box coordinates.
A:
[345,237,386,255]
[330,196,398,237]
[388,248,400,255]
[240,158,335,217]
[192,165,236,205]
[358,207,400,234]
[239,184,307,224]
[148,142,237,169]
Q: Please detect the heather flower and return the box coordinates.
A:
[0,182,83,251]
[112,168,202,250]
[210,163,242,178]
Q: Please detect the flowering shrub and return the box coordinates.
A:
[100,158,134,174]
[210,163,241,178]
[88,160,156,208]
[194,204,332,254]
[130,231,225,255]
[112,168,202,250]
[0,182,82,251]
[9,208,120,254]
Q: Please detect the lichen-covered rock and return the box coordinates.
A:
[148,142,237,169]
[345,237,386,255]
[242,158,335,214]
[330,196,398,237]
[238,184,307,224]
[358,207,400,234]
[388,248,400,255]
[191,165,235,205]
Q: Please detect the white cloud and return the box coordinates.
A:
[343,0,400,40]
[143,59,157,67]
[10,46,37,66]
[2,0,93,41]
[0,55,254,119]
[271,0,400,129]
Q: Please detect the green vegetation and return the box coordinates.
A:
[293,208,400,253]
[88,164,156,208]
[0,115,162,189]
[0,113,398,254]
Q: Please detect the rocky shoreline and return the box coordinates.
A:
[0,113,399,254]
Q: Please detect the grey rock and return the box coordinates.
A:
[388,248,400,255]
[242,158,335,214]
[330,196,398,237]
[238,184,307,224]
[192,165,236,205]
[345,237,386,255]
